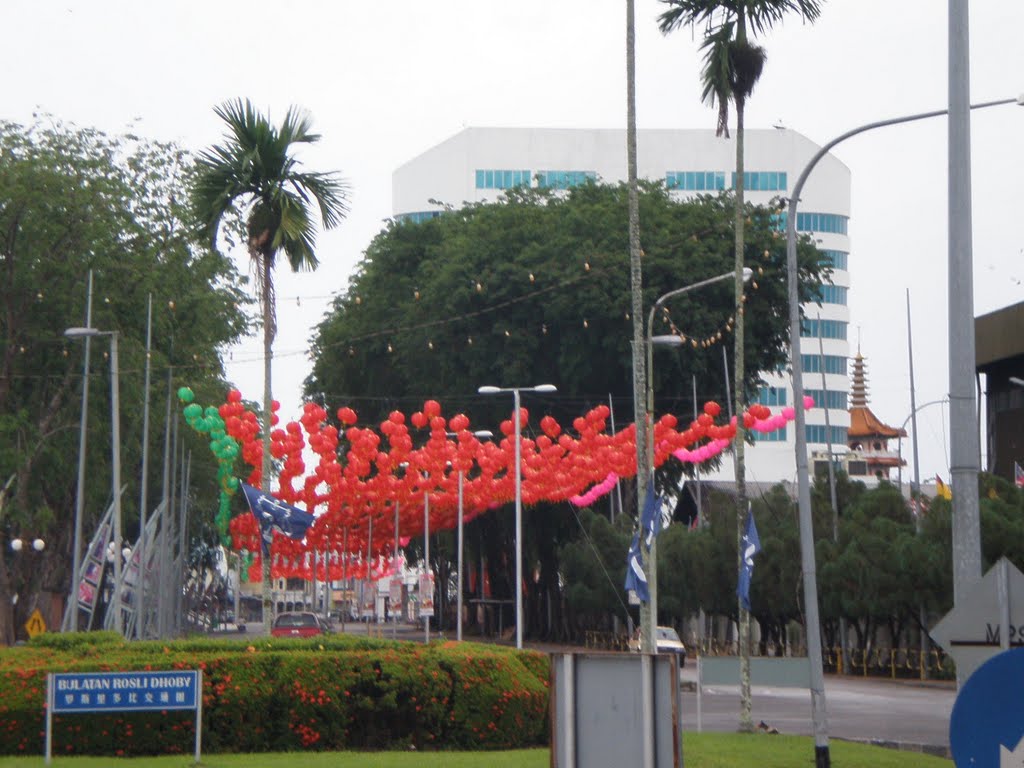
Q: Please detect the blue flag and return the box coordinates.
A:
[736,504,761,612]
[241,483,315,555]
[624,532,650,603]
[641,477,661,546]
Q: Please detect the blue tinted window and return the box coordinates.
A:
[774,212,849,235]
[806,425,848,445]
[821,250,848,270]
[801,319,848,340]
[812,285,848,305]
[754,426,787,442]
[668,171,730,191]
[538,170,596,189]
[730,171,788,191]
[805,389,848,410]
[757,386,788,407]
[801,354,847,375]
[396,211,442,225]
[476,169,534,190]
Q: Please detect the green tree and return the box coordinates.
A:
[306,182,829,641]
[191,99,349,620]
[658,0,823,728]
[0,117,248,644]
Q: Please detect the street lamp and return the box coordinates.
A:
[478,384,557,649]
[785,94,1023,764]
[65,326,123,636]
[897,399,950,491]
[447,430,494,642]
[639,268,751,653]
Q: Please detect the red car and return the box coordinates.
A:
[271,611,330,638]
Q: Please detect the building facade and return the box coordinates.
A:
[392,127,852,482]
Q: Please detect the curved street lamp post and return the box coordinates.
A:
[639,268,751,653]
[786,94,1023,765]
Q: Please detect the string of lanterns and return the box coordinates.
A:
[178,386,805,582]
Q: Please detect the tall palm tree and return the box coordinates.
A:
[658,0,822,733]
[192,98,349,625]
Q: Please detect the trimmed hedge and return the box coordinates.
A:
[0,632,550,756]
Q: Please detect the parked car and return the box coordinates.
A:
[628,626,687,666]
[271,611,330,638]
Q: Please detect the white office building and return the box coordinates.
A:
[392,127,851,483]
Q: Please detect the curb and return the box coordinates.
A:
[836,737,951,760]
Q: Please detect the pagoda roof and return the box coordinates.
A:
[848,406,907,439]
[846,349,906,439]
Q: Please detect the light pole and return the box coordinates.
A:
[897,399,950,491]
[9,537,45,619]
[64,326,123,636]
[478,384,557,649]
[785,94,1022,765]
[68,271,93,633]
[640,268,750,653]
[447,430,494,642]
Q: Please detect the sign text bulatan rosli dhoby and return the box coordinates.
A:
[45,670,202,765]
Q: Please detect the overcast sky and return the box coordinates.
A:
[8,0,1023,486]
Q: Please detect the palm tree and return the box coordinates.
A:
[192,98,349,625]
[657,0,822,733]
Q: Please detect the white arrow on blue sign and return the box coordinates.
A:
[950,646,1024,767]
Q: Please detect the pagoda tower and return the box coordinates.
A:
[846,351,907,480]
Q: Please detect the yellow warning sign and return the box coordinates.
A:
[24,609,46,638]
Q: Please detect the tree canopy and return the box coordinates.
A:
[0,117,249,642]
[305,181,829,436]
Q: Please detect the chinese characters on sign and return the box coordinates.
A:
[49,671,199,712]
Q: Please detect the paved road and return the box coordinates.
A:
[681,671,954,753]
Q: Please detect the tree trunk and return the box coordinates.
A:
[734,85,753,732]
[260,253,275,629]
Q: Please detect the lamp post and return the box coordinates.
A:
[785,94,1022,765]
[478,384,556,649]
[68,271,93,633]
[447,430,494,642]
[897,399,950,491]
[65,326,123,636]
[9,537,45,619]
[639,269,750,653]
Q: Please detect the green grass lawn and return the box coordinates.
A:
[0,733,950,767]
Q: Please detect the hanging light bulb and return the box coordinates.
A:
[529,273,535,283]
[387,342,393,353]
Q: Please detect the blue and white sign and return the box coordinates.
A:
[50,671,199,712]
[950,647,1024,767]
[45,670,203,765]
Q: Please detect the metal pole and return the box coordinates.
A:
[137,294,152,639]
[367,517,374,624]
[786,92,1019,766]
[625,0,651,663]
[948,0,983,647]
[609,394,622,523]
[109,332,123,637]
[457,469,464,642]
[394,500,399,639]
[644,270,738,652]
[817,316,846,675]
[69,271,93,632]
[341,526,348,634]
[693,376,702,527]
[424,491,430,644]
[514,388,524,650]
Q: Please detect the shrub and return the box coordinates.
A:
[0,633,550,756]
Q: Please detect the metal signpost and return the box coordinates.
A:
[46,670,202,764]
